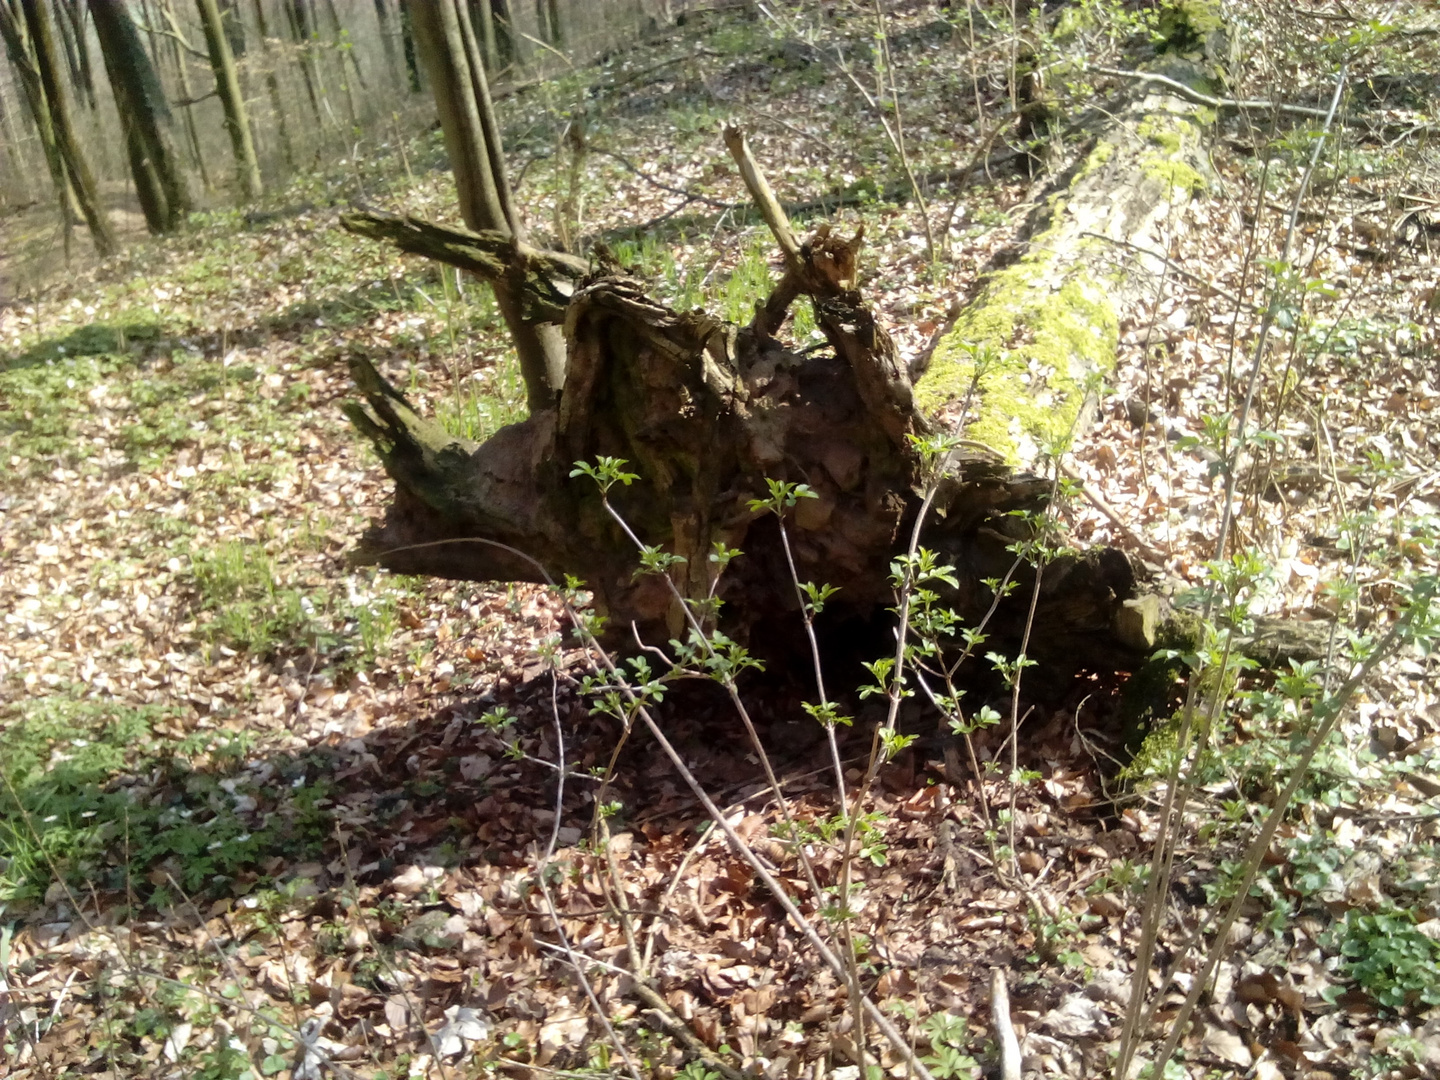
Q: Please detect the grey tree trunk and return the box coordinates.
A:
[218,0,245,55]
[195,0,263,199]
[0,1,76,236]
[89,0,194,233]
[470,0,497,72]
[0,76,33,203]
[372,0,401,86]
[398,0,422,92]
[250,0,294,170]
[53,0,95,110]
[409,0,566,411]
[4,0,114,255]
[540,0,560,45]
[155,0,212,192]
[284,0,325,126]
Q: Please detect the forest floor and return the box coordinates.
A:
[4,3,1440,1080]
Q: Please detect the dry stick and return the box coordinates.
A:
[532,942,745,1080]
[591,145,738,210]
[639,820,716,973]
[991,969,1022,1080]
[1218,69,1346,569]
[871,0,935,263]
[1116,74,1350,1079]
[771,509,868,1059]
[1058,461,1166,564]
[330,834,447,1080]
[721,124,801,269]
[754,1,935,261]
[1077,231,1255,311]
[593,496,870,1055]
[721,121,874,1057]
[1089,64,1422,133]
[164,871,379,1080]
[371,535,937,1080]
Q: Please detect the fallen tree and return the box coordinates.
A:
[337,105,1216,686]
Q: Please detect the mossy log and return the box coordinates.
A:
[914,58,1216,468]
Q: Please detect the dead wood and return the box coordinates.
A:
[340,132,1179,687]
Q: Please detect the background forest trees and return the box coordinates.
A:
[0,0,661,286]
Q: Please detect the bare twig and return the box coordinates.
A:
[1150,608,1425,1071]
[991,969,1022,1080]
[1059,461,1167,564]
[534,671,645,1080]
[1091,65,1434,136]
[722,124,802,270]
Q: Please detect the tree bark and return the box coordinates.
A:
[0,0,80,242]
[372,0,401,86]
[155,0,212,192]
[397,0,422,92]
[53,0,95,110]
[250,0,294,170]
[218,0,245,55]
[339,201,1147,685]
[409,0,567,412]
[0,74,33,204]
[470,0,497,72]
[89,0,194,233]
[913,61,1214,471]
[284,0,325,126]
[321,0,361,126]
[196,0,262,199]
[3,0,114,255]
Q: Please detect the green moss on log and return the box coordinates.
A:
[915,228,1118,463]
[1136,116,1207,192]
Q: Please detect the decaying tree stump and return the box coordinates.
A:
[342,289,1143,683]
[338,125,1217,687]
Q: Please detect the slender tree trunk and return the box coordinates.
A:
[496,0,525,70]
[54,0,95,109]
[398,0,421,92]
[539,0,560,45]
[372,0,401,87]
[251,0,293,169]
[409,0,566,410]
[14,0,113,253]
[218,0,244,54]
[150,0,210,191]
[0,0,79,247]
[320,0,358,126]
[51,0,85,106]
[471,0,496,72]
[138,0,161,65]
[0,74,33,203]
[195,0,262,198]
[285,0,325,126]
[322,0,363,89]
[89,0,193,232]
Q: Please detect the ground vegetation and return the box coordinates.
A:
[2,3,1440,1079]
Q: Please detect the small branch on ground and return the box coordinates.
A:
[991,968,1022,1080]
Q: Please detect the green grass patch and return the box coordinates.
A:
[0,690,261,904]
